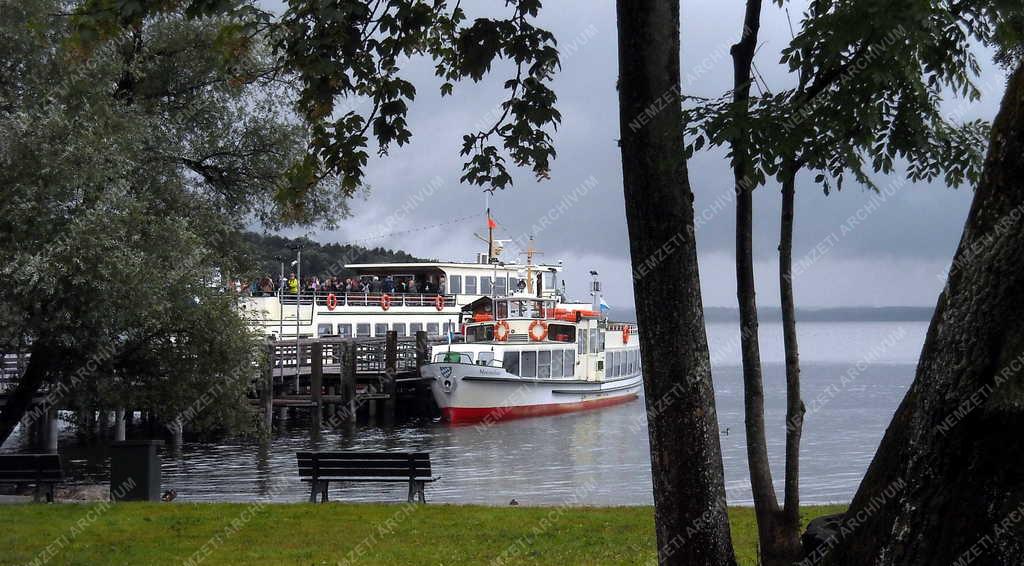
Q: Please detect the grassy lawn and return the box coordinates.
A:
[0,502,845,565]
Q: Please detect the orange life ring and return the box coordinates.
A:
[326,293,338,311]
[528,320,548,342]
[434,295,445,311]
[494,320,510,342]
[622,325,631,344]
[380,294,392,311]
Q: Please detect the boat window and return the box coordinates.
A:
[619,351,627,375]
[496,301,508,319]
[465,276,477,294]
[508,300,525,318]
[548,323,575,343]
[427,322,440,336]
[442,322,453,336]
[494,277,507,296]
[337,324,353,338]
[578,328,587,355]
[435,351,472,364]
[542,272,556,292]
[509,277,520,292]
[356,323,371,338]
[551,350,564,377]
[502,351,520,375]
[481,277,492,295]
[599,330,606,352]
[465,324,494,343]
[628,350,636,374]
[317,324,333,337]
[608,352,617,377]
[449,275,462,294]
[520,351,538,378]
[375,323,388,337]
[589,329,599,354]
[394,323,407,337]
[478,351,494,366]
[564,350,575,376]
[410,323,423,334]
[538,350,552,379]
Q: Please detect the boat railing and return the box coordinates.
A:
[606,322,639,332]
[260,291,457,309]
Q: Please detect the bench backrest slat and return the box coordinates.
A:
[0,454,63,482]
[296,452,431,480]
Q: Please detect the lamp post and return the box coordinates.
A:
[273,255,284,340]
[288,245,303,392]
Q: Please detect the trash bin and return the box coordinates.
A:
[109,440,164,501]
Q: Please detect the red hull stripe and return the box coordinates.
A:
[442,393,639,424]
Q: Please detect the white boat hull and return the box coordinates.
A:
[422,363,642,424]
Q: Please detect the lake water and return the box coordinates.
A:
[7,320,928,506]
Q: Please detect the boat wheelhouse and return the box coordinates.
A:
[421,294,642,423]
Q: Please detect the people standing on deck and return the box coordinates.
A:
[287,272,298,294]
[370,276,382,293]
[383,275,396,294]
[259,275,275,295]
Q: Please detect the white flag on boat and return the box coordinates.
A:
[599,298,610,313]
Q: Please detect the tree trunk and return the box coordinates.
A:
[0,340,55,447]
[616,2,736,564]
[779,157,805,542]
[823,62,1024,566]
[729,1,802,564]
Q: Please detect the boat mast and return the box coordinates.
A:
[520,237,543,295]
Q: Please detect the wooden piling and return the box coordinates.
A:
[114,408,126,442]
[310,342,323,429]
[341,341,357,424]
[261,345,274,435]
[415,330,429,370]
[384,331,398,420]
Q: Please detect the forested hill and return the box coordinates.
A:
[242,232,433,279]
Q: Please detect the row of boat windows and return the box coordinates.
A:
[317,322,453,338]
[448,275,507,296]
[446,272,556,295]
[606,349,641,378]
[502,349,577,379]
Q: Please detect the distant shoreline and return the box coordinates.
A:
[613,306,935,323]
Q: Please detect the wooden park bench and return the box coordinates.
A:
[296,451,438,503]
[0,454,63,503]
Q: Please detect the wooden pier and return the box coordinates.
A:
[258,331,445,429]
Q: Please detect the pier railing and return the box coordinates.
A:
[1,352,28,392]
[269,335,446,376]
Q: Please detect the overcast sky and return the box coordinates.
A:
[270,1,1010,309]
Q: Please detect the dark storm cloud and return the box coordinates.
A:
[265,1,1006,306]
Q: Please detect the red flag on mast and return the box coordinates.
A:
[487,216,497,229]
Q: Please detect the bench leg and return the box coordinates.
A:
[46,484,55,504]
[407,480,414,503]
[320,481,328,503]
[309,481,319,503]
[33,485,42,503]
[417,481,426,504]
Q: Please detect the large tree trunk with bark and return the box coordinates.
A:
[0,340,56,446]
[615,2,735,564]
[730,1,803,564]
[822,62,1024,566]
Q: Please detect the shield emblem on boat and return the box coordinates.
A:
[440,366,453,380]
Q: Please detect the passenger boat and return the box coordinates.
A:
[420,289,642,424]
[242,252,567,341]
